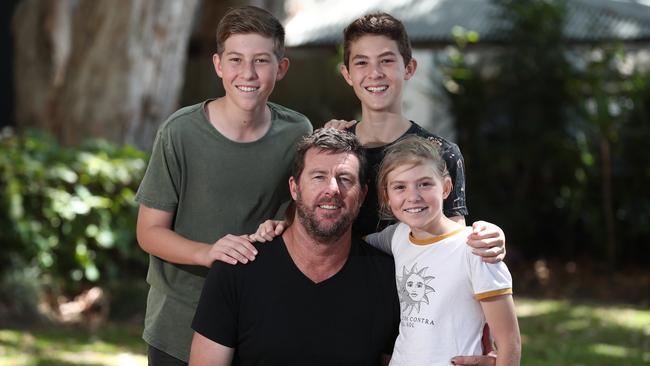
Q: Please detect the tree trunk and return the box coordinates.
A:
[13,0,199,150]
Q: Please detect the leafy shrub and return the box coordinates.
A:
[439,0,650,268]
[0,128,149,293]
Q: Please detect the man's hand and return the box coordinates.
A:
[249,219,287,242]
[199,234,257,266]
[323,119,356,130]
[451,351,497,365]
[467,221,506,263]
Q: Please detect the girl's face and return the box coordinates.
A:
[385,163,451,238]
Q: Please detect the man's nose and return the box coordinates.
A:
[325,177,341,194]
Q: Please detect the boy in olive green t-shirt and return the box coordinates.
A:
[134,6,312,364]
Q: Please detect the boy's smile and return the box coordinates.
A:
[340,35,416,114]
[213,33,289,113]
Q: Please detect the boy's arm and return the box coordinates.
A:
[363,223,398,255]
[479,295,521,366]
[450,216,506,264]
[467,221,506,263]
[323,119,357,130]
[188,332,234,366]
[136,204,258,266]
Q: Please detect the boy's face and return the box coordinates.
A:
[213,33,289,112]
[340,35,416,114]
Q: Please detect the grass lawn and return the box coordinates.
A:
[0,297,648,365]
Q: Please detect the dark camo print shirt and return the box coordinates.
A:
[347,121,468,237]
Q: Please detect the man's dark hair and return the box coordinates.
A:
[292,128,367,185]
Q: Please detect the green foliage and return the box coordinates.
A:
[439,0,650,267]
[0,128,149,293]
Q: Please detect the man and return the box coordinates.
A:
[189,128,399,365]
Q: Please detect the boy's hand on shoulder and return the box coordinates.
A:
[323,119,356,130]
[201,234,258,267]
[249,219,286,243]
[467,221,506,263]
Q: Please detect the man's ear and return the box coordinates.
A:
[212,53,223,78]
[404,57,417,80]
[339,63,354,86]
[289,176,298,200]
[443,177,452,199]
[275,57,290,81]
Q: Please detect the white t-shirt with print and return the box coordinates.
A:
[365,223,513,366]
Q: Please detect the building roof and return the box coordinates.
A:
[285,0,650,47]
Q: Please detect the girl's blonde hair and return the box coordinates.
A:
[377,135,449,220]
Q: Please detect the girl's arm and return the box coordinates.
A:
[480,295,521,366]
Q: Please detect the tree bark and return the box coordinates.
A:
[13,0,199,150]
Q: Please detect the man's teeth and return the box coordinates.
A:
[366,86,388,92]
[237,86,258,92]
[404,207,425,213]
[319,205,338,210]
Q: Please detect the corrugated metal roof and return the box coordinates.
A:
[285,0,650,47]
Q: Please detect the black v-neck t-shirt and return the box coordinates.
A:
[192,237,399,365]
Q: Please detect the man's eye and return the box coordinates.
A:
[255,58,269,63]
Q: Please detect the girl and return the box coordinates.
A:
[366,135,521,366]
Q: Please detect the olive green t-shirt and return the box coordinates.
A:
[135,100,312,361]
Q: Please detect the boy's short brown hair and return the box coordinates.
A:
[342,12,412,68]
[216,6,285,58]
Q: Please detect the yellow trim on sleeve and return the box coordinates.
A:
[474,288,513,300]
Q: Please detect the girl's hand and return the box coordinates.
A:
[467,221,506,263]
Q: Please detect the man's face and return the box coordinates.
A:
[290,149,366,242]
[339,35,416,114]
[213,33,289,112]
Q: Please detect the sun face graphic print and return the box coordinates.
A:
[398,264,435,315]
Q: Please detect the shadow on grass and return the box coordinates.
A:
[517,298,649,366]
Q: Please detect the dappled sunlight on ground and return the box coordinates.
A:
[0,298,648,365]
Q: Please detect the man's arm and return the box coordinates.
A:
[136,204,258,266]
[188,332,234,366]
